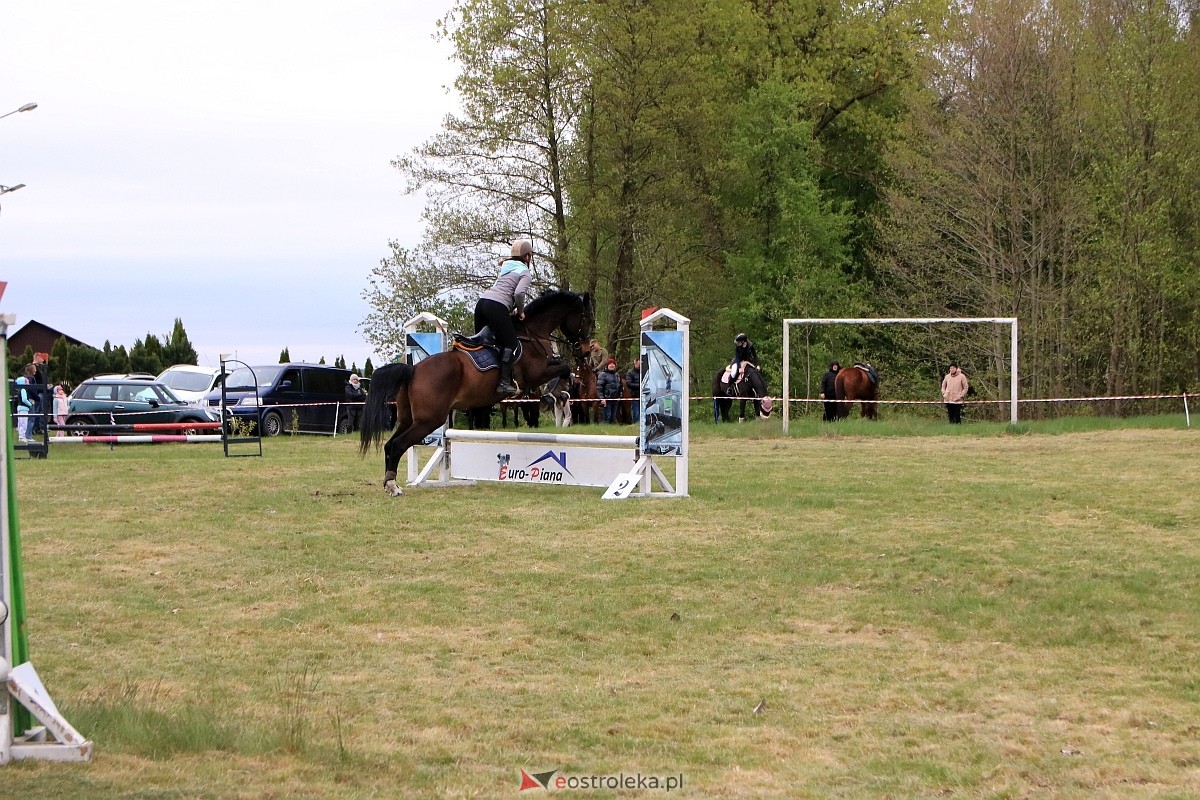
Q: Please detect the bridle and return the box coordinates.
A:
[517,292,590,362]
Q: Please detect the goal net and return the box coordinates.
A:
[781,317,1019,431]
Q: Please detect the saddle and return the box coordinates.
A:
[453,326,496,349]
[451,329,523,373]
[853,362,879,386]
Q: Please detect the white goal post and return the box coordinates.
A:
[781,317,1020,432]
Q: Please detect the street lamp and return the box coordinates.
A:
[0,184,25,196]
[0,102,37,120]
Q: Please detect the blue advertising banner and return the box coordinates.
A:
[640,330,684,456]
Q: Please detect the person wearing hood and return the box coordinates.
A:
[819,361,841,422]
[597,358,623,424]
[475,240,534,395]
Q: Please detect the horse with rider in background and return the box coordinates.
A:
[712,363,773,422]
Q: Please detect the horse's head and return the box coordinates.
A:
[562,291,594,349]
[522,289,594,349]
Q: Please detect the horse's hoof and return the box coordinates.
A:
[384,479,404,497]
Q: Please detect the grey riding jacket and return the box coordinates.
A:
[481,259,533,311]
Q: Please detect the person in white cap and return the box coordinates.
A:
[475,239,534,395]
[344,373,365,431]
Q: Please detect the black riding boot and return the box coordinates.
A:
[497,348,518,395]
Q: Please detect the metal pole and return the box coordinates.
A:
[1010,320,1019,424]
[782,321,791,434]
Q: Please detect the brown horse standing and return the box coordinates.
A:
[570,359,600,425]
[359,290,594,495]
[834,363,879,419]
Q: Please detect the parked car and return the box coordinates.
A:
[67,378,220,432]
[156,364,224,407]
[204,362,353,436]
[91,373,156,381]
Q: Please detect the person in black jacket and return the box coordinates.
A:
[732,333,759,384]
[30,353,48,435]
[625,360,642,423]
[596,359,623,423]
[819,361,841,421]
[344,373,366,431]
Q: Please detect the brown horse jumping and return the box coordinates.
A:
[834,362,879,419]
[359,290,594,495]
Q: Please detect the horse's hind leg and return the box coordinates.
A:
[380,399,424,496]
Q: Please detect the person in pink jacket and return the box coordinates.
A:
[53,384,69,437]
[941,364,969,424]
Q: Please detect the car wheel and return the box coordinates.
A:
[65,415,93,435]
[261,410,285,437]
[179,419,202,436]
[335,413,352,435]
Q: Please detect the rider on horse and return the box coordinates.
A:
[732,333,759,383]
[475,240,534,395]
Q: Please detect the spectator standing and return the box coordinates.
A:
[344,373,366,432]
[30,353,48,435]
[53,384,69,438]
[586,339,609,372]
[597,359,623,424]
[941,364,969,424]
[819,361,841,422]
[625,359,642,424]
[15,364,36,443]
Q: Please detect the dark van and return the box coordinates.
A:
[206,363,353,436]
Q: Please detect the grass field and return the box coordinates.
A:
[4,420,1199,798]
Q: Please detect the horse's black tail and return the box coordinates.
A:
[359,362,414,455]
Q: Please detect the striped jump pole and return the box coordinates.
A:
[50,422,222,433]
[51,435,223,445]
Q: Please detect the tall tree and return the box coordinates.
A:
[1069,0,1200,396]
[161,318,198,366]
[394,0,591,279]
[873,0,1085,401]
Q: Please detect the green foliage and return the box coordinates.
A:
[376,0,1198,400]
[162,318,199,366]
[279,347,290,363]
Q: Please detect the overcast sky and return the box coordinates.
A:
[2,1,458,369]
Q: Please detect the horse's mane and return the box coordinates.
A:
[523,288,581,317]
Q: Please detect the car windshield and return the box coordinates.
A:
[224,366,283,391]
[159,370,216,392]
[155,384,186,403]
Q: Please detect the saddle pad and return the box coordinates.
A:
[454,341,523,373]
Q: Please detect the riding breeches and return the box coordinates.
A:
[474,298,519,352]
